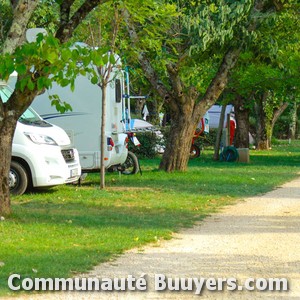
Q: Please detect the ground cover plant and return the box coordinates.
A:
[0,141,299,296]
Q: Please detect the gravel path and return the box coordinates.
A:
[4,177,300,299]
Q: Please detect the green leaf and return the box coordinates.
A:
[63,102,73,112]
[79,69,87,76]
[109,54,116,65]
[82,56,91,67]
[16,64,27,75]
[91,52,103,66]
[209,3,218,13]
[102,55,109,65]
[46,36,59,48]
[72,49,79,60]
[70,79,75,92]
[45,50,58,64]
[37,77,45,90]
[61,49,72,61]
[5,59,15,75]
[18,78,28,92]
[60,79,70,87]
[91,76,98,84]
[27,79,35,91]
[36,33,45,44]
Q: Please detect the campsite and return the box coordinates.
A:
[0,1,299,299]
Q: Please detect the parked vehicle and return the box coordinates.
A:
[0,81,81,195]
[29,56,130,173]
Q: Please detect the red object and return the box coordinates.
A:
[191,118,205,146]
[229,119,235,145]
[107,137,114,151]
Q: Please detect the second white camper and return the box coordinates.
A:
[29,61,128,171]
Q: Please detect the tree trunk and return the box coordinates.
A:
[254,92,288,150]
[255,92,269,150]
[135,96,146,119]
[125,8,242,171]
[0,117,17,216]
[269,102,289,147]
[234,94,250,148]
[1,0,112,215]
[213,105,226,161]
[289,101,298,140]
[100,84,107,189]
[159,105,196,172]
[2,0,39,54]
[159,48,241,171]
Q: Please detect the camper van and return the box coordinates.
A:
[0,82,81,195]
[29,59,129,172]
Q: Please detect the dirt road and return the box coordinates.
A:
[4,177,300,299]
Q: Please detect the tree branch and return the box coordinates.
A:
[58,0,75,31]
[2,0,40,54]
[165,63,185,103]
[193,47,241,121]
[123,8,170,101]
[272,102,289,127]
[56,0,111,43]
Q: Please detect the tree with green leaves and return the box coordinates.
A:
[0,0,111,216]
[228,1,300,149]
[122,0,284,172]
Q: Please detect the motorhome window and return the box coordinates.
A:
[19,108,51,127]
[0,85,50,126]
[115,79,122,103]
[0,85,12,103]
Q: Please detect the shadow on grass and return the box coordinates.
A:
[188,152,299,168]
[81,167,298,199]
[11,202,205,231]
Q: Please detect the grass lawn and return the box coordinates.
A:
[0,141,299,296]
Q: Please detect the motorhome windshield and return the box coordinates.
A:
[0,84,51,127]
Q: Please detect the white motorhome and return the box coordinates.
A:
[0,82,81,195]
[29,60,128,171]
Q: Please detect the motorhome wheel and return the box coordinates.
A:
[121,151,139,175]
[9,161,28,195]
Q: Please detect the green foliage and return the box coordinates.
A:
[50,95,73,114]
[121,0,178,89]
[226,0,300,129]
[0,1,13,48]
[185,0,253,53]
[273,115,291,138]
[28,0,60,34]
[128,131,161,158]
[194,129,218,149]
[0,33,111,112]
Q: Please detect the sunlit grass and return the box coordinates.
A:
[0,141,299,296]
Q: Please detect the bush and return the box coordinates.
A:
[194,129,217,149]
[128,131,161,159]
[273,116,290,139]
[129,127,217,159]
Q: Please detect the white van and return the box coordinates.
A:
[0,82,81,195]
[30,58,128,171]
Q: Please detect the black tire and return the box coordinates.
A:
[9,161,28,195]
[121,151,139,175]
[220,146,239,162]
[190,144,201,159]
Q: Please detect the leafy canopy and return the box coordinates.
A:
[0,33,109,112]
